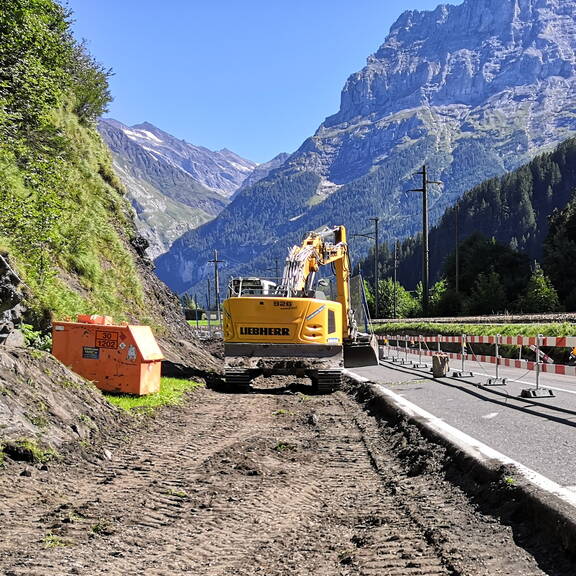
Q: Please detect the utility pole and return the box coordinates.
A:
[206,278,212,329]
[352,218,380,319]
[275,257,280,282]
[369,217,380,319]
[409,165,441,316]
[393,240,398,319]
[455,204,459,295]
[208,249,224,326]
[194,293,199,328]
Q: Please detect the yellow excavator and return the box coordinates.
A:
[222,225,379,392]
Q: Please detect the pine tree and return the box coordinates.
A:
[466,269,507,315]
[519,265,560,313]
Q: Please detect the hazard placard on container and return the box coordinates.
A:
[95,330,119,349]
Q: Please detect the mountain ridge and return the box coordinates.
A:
[99,119,284,258]
[155,0,576,295]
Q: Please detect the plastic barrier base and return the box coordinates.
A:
[452,370,474,378]
[483,377,507,386]
[520,387,555,399]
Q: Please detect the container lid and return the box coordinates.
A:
[128,325,165,361]
[77,314,113,325]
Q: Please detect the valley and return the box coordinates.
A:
[2,1,576,575]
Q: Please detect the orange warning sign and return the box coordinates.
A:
[95,330,119,349]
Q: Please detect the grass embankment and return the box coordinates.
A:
[187,319,211,327]
[104,377,203,413]
[0,2,151,327]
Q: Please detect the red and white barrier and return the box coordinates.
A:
[378,334,576,347]
[377,333,576,377]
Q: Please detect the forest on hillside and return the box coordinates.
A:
[356,137,576,317]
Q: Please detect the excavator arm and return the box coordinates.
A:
[276,226,355,339]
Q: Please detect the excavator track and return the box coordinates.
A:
[313,369,343,394]
[224,368,253,392]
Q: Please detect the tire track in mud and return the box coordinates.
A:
[0,383,568,575]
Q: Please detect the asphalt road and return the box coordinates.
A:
[351,352,576,489]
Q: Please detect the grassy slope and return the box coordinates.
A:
[1,107,149,324]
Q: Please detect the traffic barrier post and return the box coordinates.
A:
[382,334,391,360]
[391,335,402,363]
[484,334,507,386]
[400,337,412,365]
[452,334,473,378]
[413,335,428,368]
[520,334,555,398]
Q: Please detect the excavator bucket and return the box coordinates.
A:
[343,333,380,368]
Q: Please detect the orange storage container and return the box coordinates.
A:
[51,316,164,395]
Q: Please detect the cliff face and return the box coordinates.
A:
[156,0,576,295]
[299,0,576,184]
[338,0,576,122]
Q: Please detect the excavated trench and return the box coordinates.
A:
[0,375,573,575]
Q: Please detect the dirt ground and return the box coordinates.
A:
[0,377,573,576]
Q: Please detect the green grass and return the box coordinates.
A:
[273,442,297,453]
[374,322,576,338]
[104,377,203,413]
[3,438,59,464]
[43,532,69,548]
[166,488,188,499]
[0,107,150,326]
[272,409,294,416]
[187,319,215,327]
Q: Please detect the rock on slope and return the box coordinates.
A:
[155,0,576,294]
[0,348,124,462]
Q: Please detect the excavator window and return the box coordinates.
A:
[328,310,336,334]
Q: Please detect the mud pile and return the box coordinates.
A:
[0,347,125,468]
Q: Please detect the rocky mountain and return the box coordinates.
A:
[99,119,261,258]
[233,152,290,198]
[155,0,576,295]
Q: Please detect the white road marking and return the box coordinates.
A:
[482,412,499,419]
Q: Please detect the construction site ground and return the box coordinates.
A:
[0,377,573,576]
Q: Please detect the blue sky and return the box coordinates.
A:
[66,0,462,163]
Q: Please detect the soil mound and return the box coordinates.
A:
[0,347,124,467]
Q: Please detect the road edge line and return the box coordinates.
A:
[344,368,576,558]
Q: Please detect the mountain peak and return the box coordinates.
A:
[330,0,576,126]
[102,118,257,196]
[154,0,576,296]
